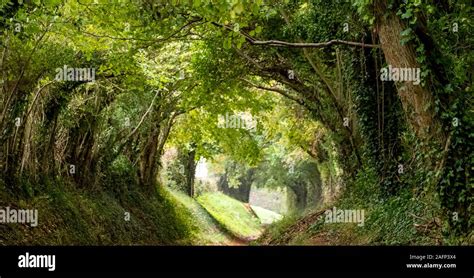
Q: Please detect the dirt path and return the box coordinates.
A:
[223,236,249,246]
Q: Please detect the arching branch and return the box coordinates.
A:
[212,22,380,49]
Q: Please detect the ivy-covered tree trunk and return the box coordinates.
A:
[349,39,405,196]
[373,0,472,235]
[374,0,442,141]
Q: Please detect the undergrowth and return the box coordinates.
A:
[258,166,453,245]
[0,176,195,245]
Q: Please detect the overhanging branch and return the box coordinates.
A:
[212,22,380,49]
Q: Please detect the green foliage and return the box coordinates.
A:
[0,0,470,245]
[395,0,473,236]
[102,154,137,195]
[349,46,406,196]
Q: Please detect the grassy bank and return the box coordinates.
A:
[197,192,262,241]
[166,189,234,245]
[0,178,196,245]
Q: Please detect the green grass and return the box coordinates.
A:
[0,178,195,245]
[250,205,282,225]
[197,192,262,240]
[166,188,233,245]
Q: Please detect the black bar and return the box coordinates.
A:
[0,246,472,275]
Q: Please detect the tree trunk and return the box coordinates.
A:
[374,0,441,140]
[138,125,160,191]
[185,144,196,197]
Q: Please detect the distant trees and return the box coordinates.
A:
[217,162,255,203]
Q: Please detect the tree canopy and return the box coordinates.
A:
[0,0,472,245]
